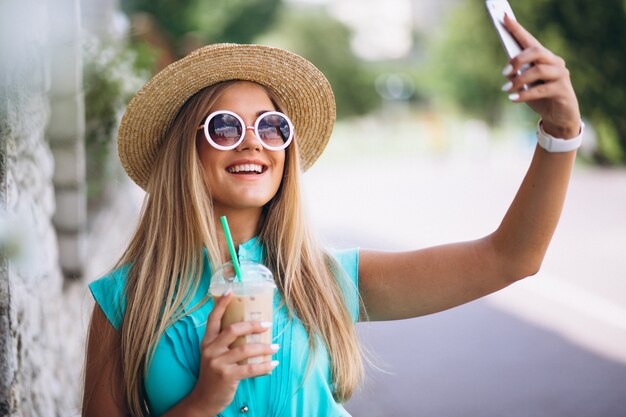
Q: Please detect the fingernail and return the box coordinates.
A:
[260,321,272,328]
[502,64,514,76]
[271,344,280,352]
[508,93,520,101]
[271,360,280,368]
[501,81,513,92]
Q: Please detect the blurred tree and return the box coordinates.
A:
[514,0,626,164]
[122,0,281,60]
[416,0,509,124]
[421,0,626,164]
[257,7,380,119]
[121,1,378,118]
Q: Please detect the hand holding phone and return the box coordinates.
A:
[485,0,539,89]
[485,0,581,133]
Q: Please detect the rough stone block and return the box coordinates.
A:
[5,87,49,149]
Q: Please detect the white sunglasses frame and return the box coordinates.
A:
[201,110,295,151]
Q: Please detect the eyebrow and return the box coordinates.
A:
[198,109,277,126]
[255,110,275,117]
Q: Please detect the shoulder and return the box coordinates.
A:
[327,247,359,321]
[328,247,359,284]
[88,264,131,330]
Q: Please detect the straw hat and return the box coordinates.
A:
[118,43,336,190]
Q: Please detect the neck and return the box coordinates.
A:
[213,206,262,259]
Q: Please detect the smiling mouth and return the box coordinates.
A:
[226,163,267,175]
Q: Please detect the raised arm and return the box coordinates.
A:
[358,15,581,322]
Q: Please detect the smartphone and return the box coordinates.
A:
[485,0,537,88]
[485,0,523,59]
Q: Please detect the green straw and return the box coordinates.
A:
[220,216,242,282]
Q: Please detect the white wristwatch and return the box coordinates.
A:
[536,119,585,153]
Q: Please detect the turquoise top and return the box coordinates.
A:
[89,237,360,417]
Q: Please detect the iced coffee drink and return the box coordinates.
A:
[209,261,276,364]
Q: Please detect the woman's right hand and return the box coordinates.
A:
[188,292,279,415]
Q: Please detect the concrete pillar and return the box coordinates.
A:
[47,0,87,279]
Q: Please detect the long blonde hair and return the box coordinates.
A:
[116,81,363,415]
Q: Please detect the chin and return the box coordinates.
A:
[220,196,274,211]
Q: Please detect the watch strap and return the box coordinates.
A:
[536,119,585,153]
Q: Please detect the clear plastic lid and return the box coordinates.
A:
[209,260,275,295]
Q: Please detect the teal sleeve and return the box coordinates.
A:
[88,265,130,330]
[330,248,360,322]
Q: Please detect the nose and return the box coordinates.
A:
[237,125,263,151]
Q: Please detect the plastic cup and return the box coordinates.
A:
[209,260,276,364]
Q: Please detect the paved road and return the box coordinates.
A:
[345,301,626,417]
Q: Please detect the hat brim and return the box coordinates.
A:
[118,43,336,190]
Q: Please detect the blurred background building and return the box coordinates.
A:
[1,0,625,415]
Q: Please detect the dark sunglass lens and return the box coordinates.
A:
[258,114,290,145]
[209,113,242,145]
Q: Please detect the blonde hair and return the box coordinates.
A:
[115,81,363,415]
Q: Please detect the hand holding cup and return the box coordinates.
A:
[189,291,279,415]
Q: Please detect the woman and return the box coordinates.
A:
[83,16,582,417]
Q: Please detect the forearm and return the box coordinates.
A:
[491,143,576,279]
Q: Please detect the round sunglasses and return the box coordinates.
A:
[199,110,294,151]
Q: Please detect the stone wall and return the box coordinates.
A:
[0,0,87,415]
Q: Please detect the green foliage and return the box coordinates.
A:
[83,36,148,208]
[121,0,281,56]
[257,7,380,119]
[120,1,378,118]
[514,0,626,164]
[416,1,535,124]
[593,115,625,165]
[127,39,160,75]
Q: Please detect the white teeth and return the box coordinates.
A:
[227,164,264,173]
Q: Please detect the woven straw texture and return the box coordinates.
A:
[118,43,336,190]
